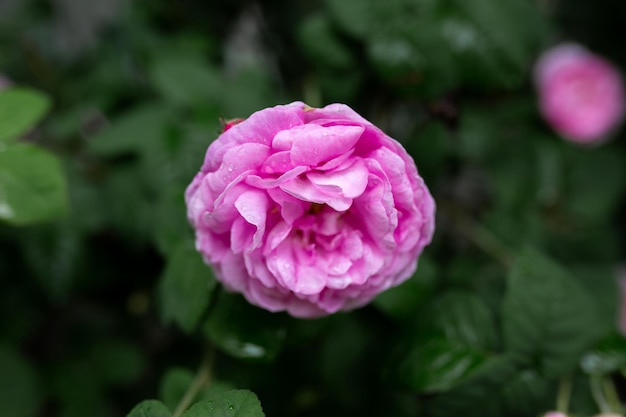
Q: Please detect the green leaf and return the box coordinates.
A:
[501,369,552,416]
[427,355,519,417]
[0,88,51,143]
[389,291,496,393]
[0,345,42,417]
[396,338,489,393]
[204,292,288,361]
[181,390,264,417]
[88,103,170,156]
[426,291,498,350]
[127,400,172,417]
[430,362,552,417]
[374,256,436,320]
[502,248,603,377]
[159,239,217,333]
[0,144,68,225]
[570,264,619,335]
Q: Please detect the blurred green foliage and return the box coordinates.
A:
[1,0,626,416]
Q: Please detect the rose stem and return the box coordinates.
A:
[556,375,573,413]
[172,348,215,417]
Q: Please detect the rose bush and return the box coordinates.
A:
[186,102,435,317]
[534,43,625,144]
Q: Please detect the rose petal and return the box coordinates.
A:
[266,188,308,225]
[261,151,293,174]
[279,176,352,211]
[245,166,308,189]
[293,263,327,295]
[303,103,372,125]
[230,217,253,253]
[289,124,364,166]
[307,159,368,199]
[234,189,269,250]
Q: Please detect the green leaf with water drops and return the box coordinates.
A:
[0,87,51,143]
[181,390,265,417]
[203,292,288,361]
[127,400,171,417]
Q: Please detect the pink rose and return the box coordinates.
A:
[542,412,568,417]
[534,43,625,144]
[185,102,435,318]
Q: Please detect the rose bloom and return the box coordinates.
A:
[534,43,625,144]
[186,102,435,318]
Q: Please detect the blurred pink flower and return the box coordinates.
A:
[186,102,435,318]
[542,412,568,417]
[535,43,625,144]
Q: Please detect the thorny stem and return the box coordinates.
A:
[440,200,514,268]
[172,348,215,417]
[556,376,573,413]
